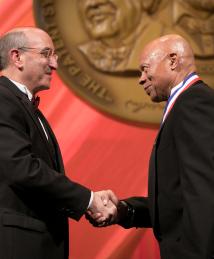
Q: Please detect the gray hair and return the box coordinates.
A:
[0,31,28,70]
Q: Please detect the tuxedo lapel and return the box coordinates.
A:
[148,123,165,238]
[36,110,64,173]
[21,96,50,144]
[0,76,57,168]
[148,144,156,227]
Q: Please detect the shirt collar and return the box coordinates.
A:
[9,79,33,101]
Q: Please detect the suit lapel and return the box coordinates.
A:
[0,76,58,168]
[148,143,156,226]
[36,110,65,173]
[148,123,164,237]
[21,96,51,144]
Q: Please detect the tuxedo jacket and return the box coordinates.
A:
[0,76,91,259]
[123,81,214,259]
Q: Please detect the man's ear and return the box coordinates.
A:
[10,49,23,69]
[169,53,178,70]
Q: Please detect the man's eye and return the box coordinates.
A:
[40,51,49,58]
[140,65,149,73]
[40,49,52,58]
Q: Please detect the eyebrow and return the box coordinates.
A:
[139,63,149,71]
[41,47,52,50]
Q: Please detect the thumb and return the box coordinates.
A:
[107,190,118,205]
[102,193,108,206]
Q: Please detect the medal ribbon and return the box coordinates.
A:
[162,72,201,124]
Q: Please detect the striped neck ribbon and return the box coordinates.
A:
[161,72,201,124]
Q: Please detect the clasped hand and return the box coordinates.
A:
[86,190,118,227]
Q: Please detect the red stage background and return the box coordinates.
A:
[0,1,160,258]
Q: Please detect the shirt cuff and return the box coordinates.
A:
[87,191,94,209]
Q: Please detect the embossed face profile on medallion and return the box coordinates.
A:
[174,0,214,58]
[78,0,142,41]
[77,0,162,73]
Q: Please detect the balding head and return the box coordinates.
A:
[0,27,52,70]
[0,27,57,94]
[139,34,196,102]
[142,34,196,73]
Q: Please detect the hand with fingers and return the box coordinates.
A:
[86,190,119,227]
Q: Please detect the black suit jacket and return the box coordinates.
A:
[123,81,214,259]
[0,76,91,259]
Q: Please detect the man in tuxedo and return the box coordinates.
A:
[0,27,117,259]
[89,34,214,258]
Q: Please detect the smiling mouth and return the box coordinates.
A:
[143,85,152,95]
[86,4,116,24]
[143,84,151,91]
[89,14,108,24]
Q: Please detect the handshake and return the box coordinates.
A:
[86,190,131,227]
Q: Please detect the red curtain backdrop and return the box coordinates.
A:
[0,1,160,258]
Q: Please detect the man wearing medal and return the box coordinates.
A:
[87,34,214,259]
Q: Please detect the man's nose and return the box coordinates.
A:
[48,57,58,70]
[139,72,146,85]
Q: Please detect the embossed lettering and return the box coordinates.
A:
[79,74,112,102]
[79,74,91,87]
[62,55,76,66]
[42,6,55,17]
[126,100,164,113]
[48,28,60,40]
[54,39,64,49]
[41,0,53,7]
[68,66,81,76]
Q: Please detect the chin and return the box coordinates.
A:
[35,85,50,93]
[42,85,50,91]
[150,95,158,102]
[151,96,162,103]
[89,24,117,39]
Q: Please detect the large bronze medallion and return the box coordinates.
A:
[33,0,214,125]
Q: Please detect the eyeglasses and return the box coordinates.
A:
[18,47,58,60]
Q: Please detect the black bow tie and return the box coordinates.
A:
[31,96,40,108]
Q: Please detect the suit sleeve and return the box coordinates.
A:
[174,85,214,256]
[119,196,152,228]
[0,88,91,221]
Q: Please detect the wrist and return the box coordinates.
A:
[117,200,135,226]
